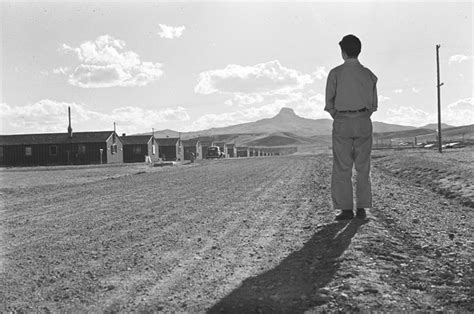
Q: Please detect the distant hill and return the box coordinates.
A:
[374,124,474,142]
[151,129,181,138]
[180,108,333,138]
[146,108,415,139]
[419,123,455,130]
[138,108,470,147]
[195,108,416,136]
[374,128,434,140]
[244,132,314,147]
[416,124,474,142]
[372,121,416,133]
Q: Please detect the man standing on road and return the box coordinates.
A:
[325,34,378,220]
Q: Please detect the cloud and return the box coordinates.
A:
[0,100,99,133]
[277,91,327,120]
[380,98,473,127]
[383,106,434,126]
[110,106,189,133]
[183,90,327,132]
[183,103,283,131]
[61,35,163,88]
[311,67,329,80]
[224,94,265,107]
[195,60,313,95]
[158,24,186,39]
[393,89,403,94]
[448,54,473,65]
[0,100,189,135]
[411,87,420,94]
[195,61,327,116]
[444,97,473,126]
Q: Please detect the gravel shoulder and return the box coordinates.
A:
[1,151,472,312]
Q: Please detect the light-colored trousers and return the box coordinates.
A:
[331,111,373,210]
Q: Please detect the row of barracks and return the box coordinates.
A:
[0,131,288,167]
[0,108,291,167]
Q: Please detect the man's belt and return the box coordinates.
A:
[338,108,369,113]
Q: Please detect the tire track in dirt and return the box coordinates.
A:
[102,156,333,311]
[1,156,330,311]
[2,153,471,312]
[185,157,333,313]
[99,163,281,309]
[1,168,193,309]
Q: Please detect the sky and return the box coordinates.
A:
[1,0,473,135]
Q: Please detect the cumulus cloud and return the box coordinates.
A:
[158,24,186,39]
[276,91,327,120]
[380,99,473,127]
[0,100,99,133]
[411,87,420,94]
[195,61,327,112]
[393,89,403,94]
[183,103,283,132]
[311,67,329,80]
[224,94,265,107]
[0,100,189,134]
[448,54,473,65]
[61,35,163,88]
[383,106,434,126]
[183,90,327,132]
[195,60,313,95]
[444,97,473,126]
[110,106,189,133]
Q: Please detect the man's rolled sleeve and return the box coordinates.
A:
[372,84,378,113]
[325,70,337,117]
[370,73,378,114]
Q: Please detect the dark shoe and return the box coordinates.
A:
[335,210,354,221]
[356,208,367,219]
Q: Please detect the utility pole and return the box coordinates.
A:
[436,44,444,153]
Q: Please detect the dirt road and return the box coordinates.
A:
[1,152,472,312]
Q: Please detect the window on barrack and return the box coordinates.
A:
[78,144,86,154]
[25,146,32,156]
[133,145,142,154]
[49,145,58,156]
[111,144,118,154]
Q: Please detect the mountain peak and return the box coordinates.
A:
[275,107,297,118]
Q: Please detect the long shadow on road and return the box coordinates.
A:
[208,219,367,313]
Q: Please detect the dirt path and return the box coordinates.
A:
[1,153,472,312]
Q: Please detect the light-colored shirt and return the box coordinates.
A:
[325,58,378,115]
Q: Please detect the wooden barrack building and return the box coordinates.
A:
[0,130,123,167]
[121,135,159,163]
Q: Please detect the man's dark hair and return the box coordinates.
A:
[339,34,361,58]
